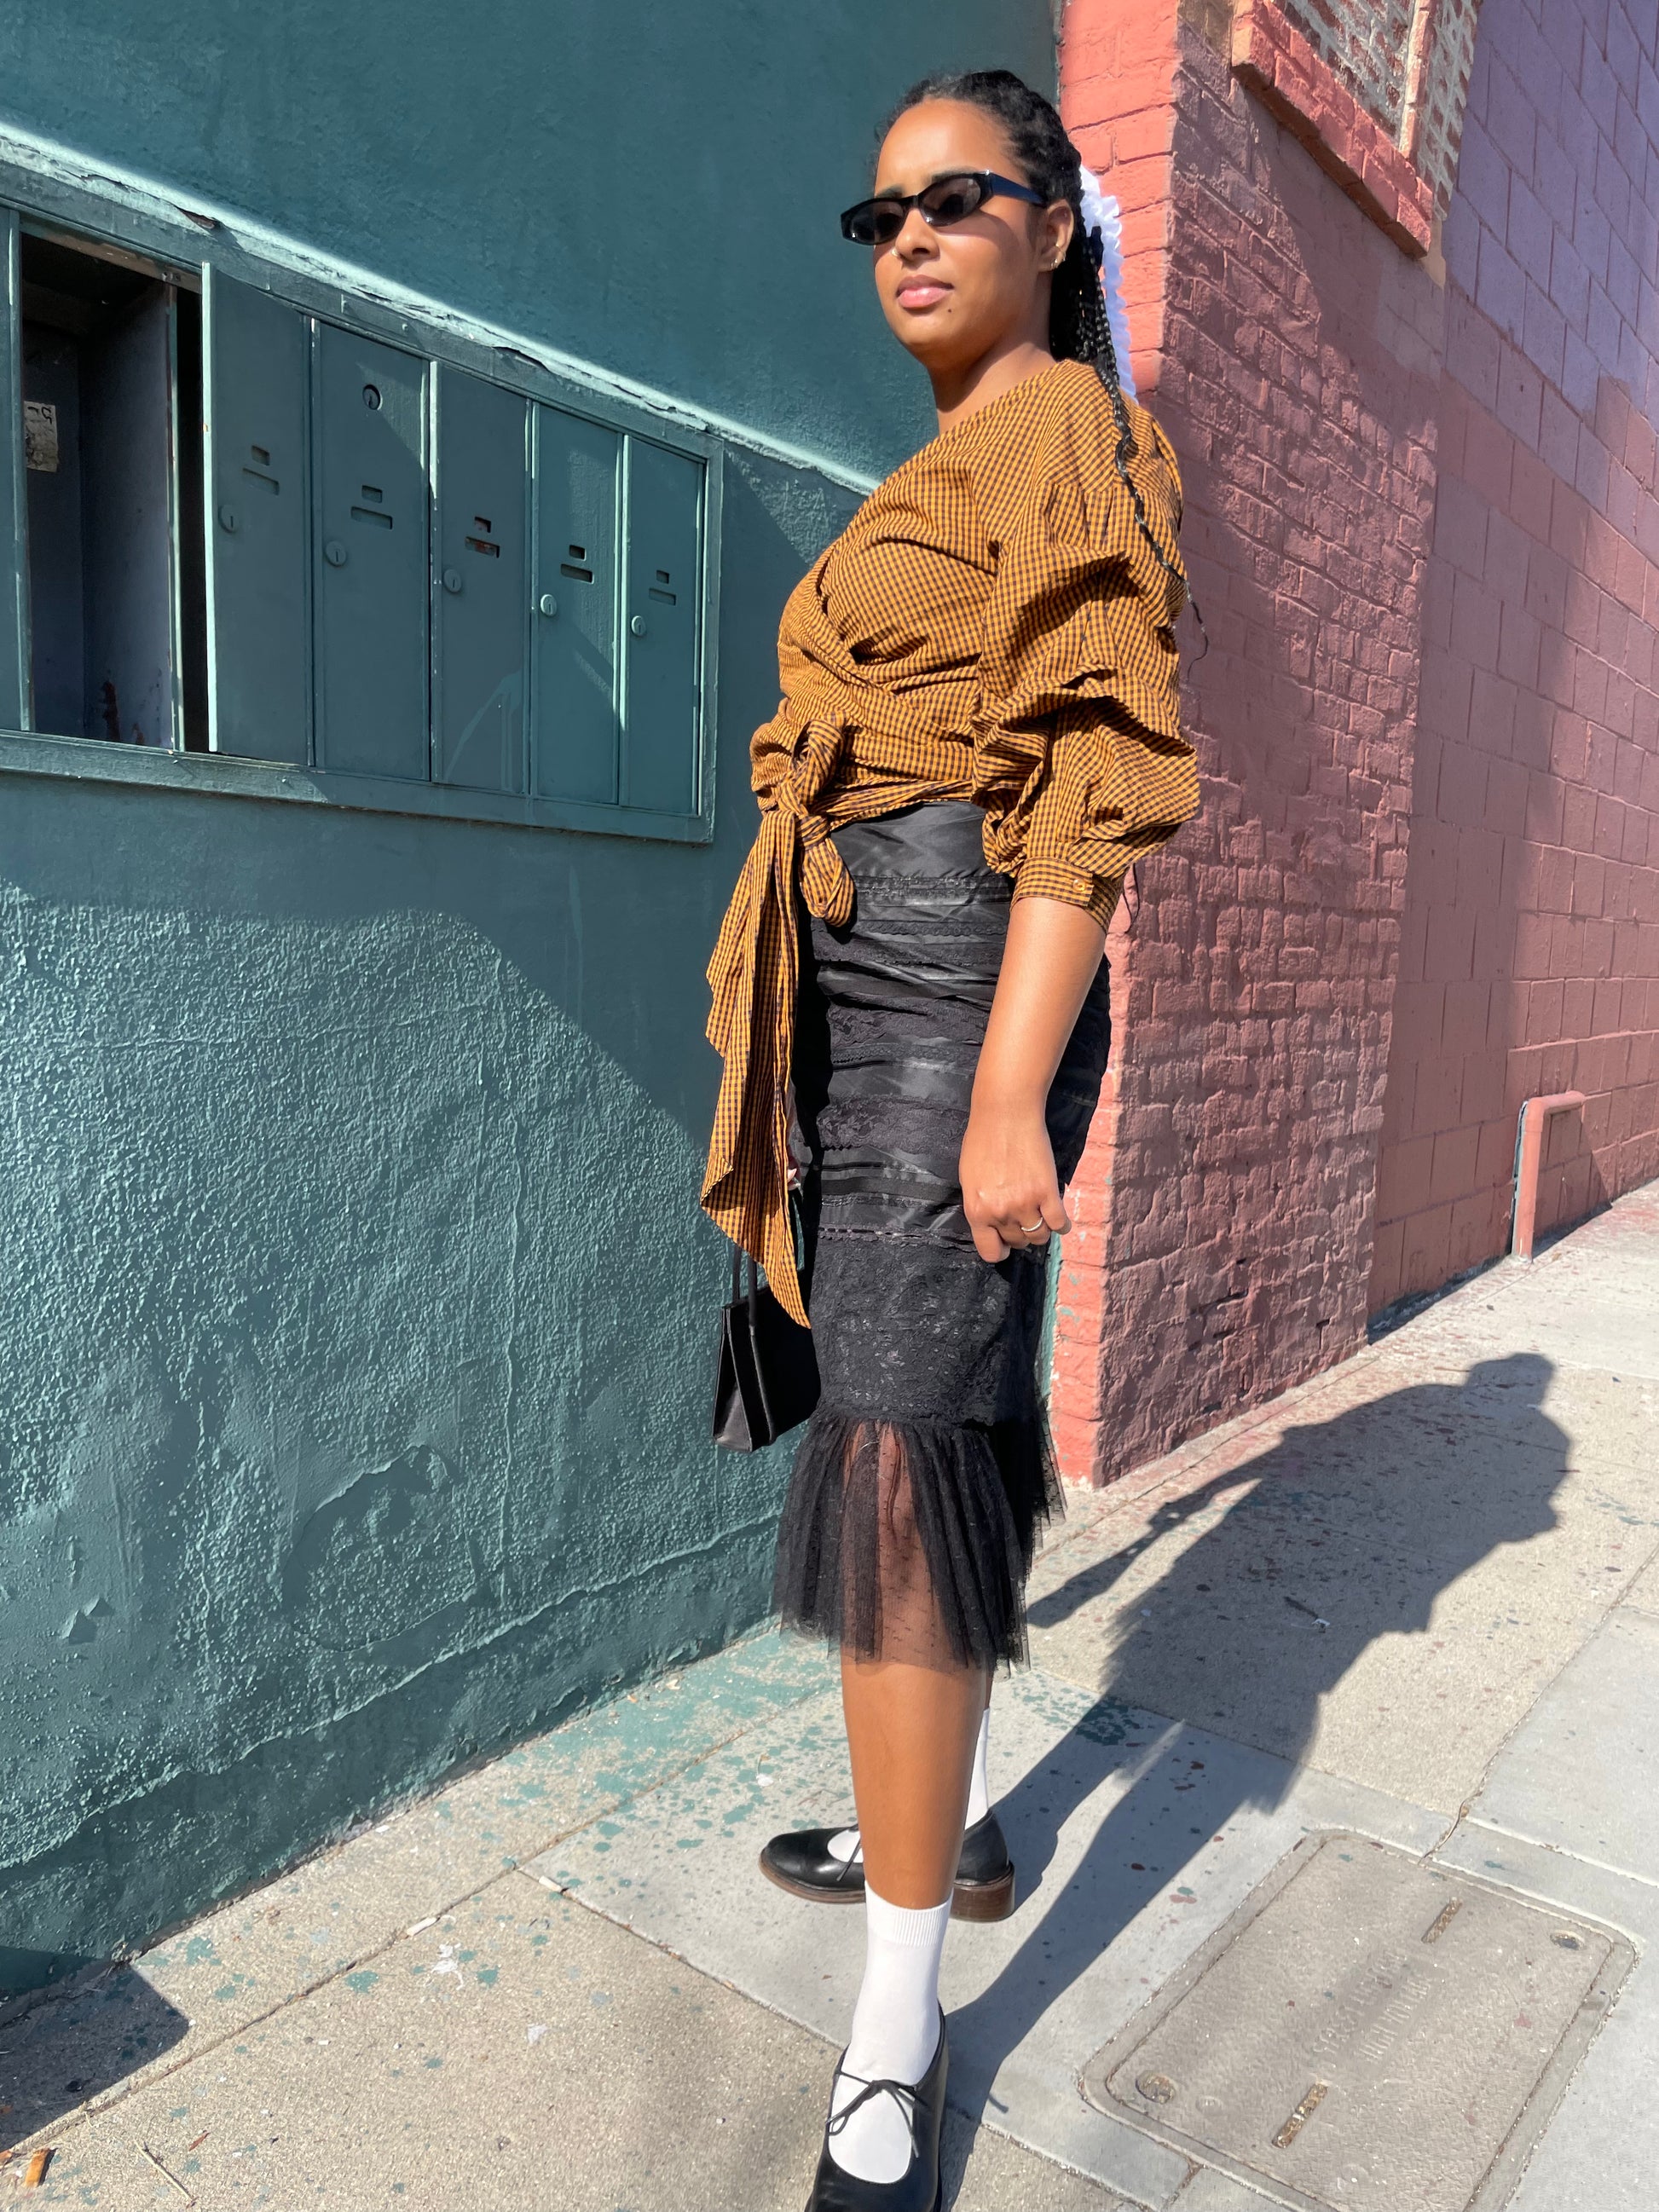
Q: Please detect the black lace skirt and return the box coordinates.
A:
[773,800,1112,1672]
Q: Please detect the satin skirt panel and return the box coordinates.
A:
[773,800,1112,1670]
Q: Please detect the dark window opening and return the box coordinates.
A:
[20,230,206,748]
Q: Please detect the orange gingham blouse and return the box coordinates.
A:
[702,357,1199,1325]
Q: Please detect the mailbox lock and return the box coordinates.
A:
[217,502,239,534]
[630,615,648,638]
[538,593,559,619]
[442,567,463,594]
[324,540,348,568]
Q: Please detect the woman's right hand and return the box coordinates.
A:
[959,1095,1070,1262]
[960,894,1107,1263]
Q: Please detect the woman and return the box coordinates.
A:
[702,68,1199,2212]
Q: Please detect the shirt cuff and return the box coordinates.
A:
[1012,861,1124,932]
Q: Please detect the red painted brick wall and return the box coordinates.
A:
[1054,0,1443,1484]
[1060,0,1183,396]
[1051,0,1658,1487]
[1369,0,1659,1307]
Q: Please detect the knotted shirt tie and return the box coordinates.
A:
[702,713,968,1325]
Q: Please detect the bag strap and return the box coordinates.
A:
[730,1241,761,1321]
[731,1198,806,1316]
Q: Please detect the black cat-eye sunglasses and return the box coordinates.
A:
[840,170,1046,247]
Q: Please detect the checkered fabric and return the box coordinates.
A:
[702,358,1199,1325]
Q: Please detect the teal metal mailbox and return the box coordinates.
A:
[433,364,529,796]
[315,324,429,782]
[531,402,621,806]
[203,268,311,765]
[623,437,702,817]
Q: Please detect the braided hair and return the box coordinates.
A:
[882,69,1193,619]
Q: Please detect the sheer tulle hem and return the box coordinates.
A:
[772,1411,1063,1672]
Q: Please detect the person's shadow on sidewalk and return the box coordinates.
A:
[945,1352,1569,2138]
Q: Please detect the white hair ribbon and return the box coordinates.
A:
[1075,164,1136,402]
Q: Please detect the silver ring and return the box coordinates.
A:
[1019,1221,1045,1235]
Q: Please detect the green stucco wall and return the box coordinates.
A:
[0,4,1057,2001]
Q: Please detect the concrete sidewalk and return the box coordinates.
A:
[6,1181,1657,2211]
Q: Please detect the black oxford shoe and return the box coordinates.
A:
[805,2009,948,2212]
[760,1811,1015,1921]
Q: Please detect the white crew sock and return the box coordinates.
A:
[826,1707,993,1867]
[964,1705,991,1828]
[827,1886,950,2183]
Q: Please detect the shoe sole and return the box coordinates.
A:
[804,2179,942,2212]
[950,1868,1016,1922]
[759,1851,1016,1922]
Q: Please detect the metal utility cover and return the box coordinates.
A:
[1082,1833,1632,2212]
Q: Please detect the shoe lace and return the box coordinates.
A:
[827,2069,922,2162]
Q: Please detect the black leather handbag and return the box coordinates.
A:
[712,1243,819,1452]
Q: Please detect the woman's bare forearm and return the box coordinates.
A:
[959,894,1111,1262]
[974,895,1108,1108]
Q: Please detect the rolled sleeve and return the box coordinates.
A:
[1012,855,1123,930]
[972,388,1199,915]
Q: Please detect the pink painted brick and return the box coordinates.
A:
[1052,0,1658,1483]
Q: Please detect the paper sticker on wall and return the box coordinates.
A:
[24,399,59,473]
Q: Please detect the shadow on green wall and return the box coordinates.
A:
[0,450,866,1994]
